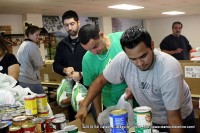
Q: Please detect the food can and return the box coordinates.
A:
[32,118,45,133]
[17,106,25,110]
[6,108,16,112]
[54,113,66,119]
[109,109,128,133]
[64,125,78,133]
[2,115,13,121]
[0,122,9,133]
[38,111,49,118]
[11,113,21,118]
[1,120,12,126]
[133,106,152,133]
[10,104,20,109]
[16,109,25,114]
[22,123,35,133]
[24,95,37,115]
[152,129,159,133]
[9,126,22,133]
[45,116,55,133]
[12,116,28,127]
[52,118,66,130]
[36,94,48,113]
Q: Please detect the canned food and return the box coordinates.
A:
[16,109,25,114]
[22,123,35,133]
[133,106,152,133]
[17,106,25,110]
[45,116,55,133]
[36,94,48,113]
[52,118,66,130]
[1,120,12,126]
[2,115,13,121]
[32,118,45,133]
[152,129,159,133]
[26,115,35,121]
[12,116,28,127]
[54,113,66,119]
[10,104,20,108]
[0,122,9,133]
[109,109,128,133]
[6,108,16,112]
[24,95,37,115]
[38,111,49,118]
[11,113,21,117]
[64,125,78,133]
[9,126,22,133]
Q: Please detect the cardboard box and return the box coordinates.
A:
[39,60,64,84]
[179,60,200,95]
[67,113,98,133]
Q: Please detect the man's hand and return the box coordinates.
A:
[75,100,88,123]
[124,87,133,100]
[63,67,74,76]
[68,71,82,81]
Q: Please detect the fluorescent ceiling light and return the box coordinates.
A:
[162,11,185,15]
[108,4,144,10]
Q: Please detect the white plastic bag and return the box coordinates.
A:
[97,93,134,133]
[71,82,91,112]
[0,90,15,105]
[56,79,73,107]
[0,73,17,89]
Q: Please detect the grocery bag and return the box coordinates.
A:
[71,82,91,112]
[56,78,73,107]
[97,93,134,133]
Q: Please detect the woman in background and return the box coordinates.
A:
[17,22,45,94]
[0,34,19,80]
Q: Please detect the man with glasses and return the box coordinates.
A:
[53,10,87,121]
[78,24,139,124]
[160,21,192,60]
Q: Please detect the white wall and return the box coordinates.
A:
[0,14,23,33]
[144,15,200,49]
[1,14,200,50]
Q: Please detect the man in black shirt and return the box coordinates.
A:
[53,10,87,121]
[160,21,192,60]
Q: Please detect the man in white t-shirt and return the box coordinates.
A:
[76,26,196,133]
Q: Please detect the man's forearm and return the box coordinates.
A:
[167,110,184,133]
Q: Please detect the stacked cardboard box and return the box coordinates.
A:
[39,60,64,84]
[179,60,200,95]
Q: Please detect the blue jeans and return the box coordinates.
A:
[153,111,197,133]
[19,82,45,94]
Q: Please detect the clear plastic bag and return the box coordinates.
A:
[56,78,73,107]
[71,82,91,112]
[97,93,134,133]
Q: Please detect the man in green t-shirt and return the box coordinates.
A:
[78,24,139,119]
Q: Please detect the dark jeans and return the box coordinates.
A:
[67,105,76,122]
[19,82,45,94]
[153,111,197,133]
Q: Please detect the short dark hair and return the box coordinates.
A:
[62,10,79,23]
[172,21,183,28]
[24,22,40,37]
[120,26,152,51]
[78,24,100,45]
